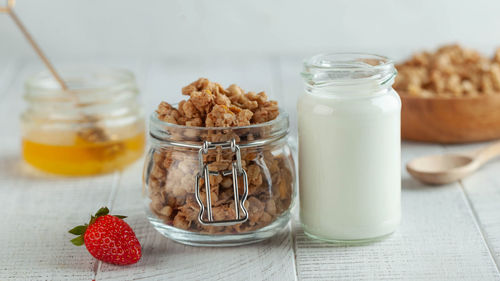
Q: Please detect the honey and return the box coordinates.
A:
[22,131,145,176]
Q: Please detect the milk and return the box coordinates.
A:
[298,86,401,242]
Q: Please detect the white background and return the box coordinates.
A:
[1,0,499,61]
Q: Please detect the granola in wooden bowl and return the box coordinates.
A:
[395,44,500,143]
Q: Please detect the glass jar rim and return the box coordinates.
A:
[24,65,138,103]
[302,52,397,89]
[149,107,289,144]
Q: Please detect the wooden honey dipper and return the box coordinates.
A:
[1,0,108,142]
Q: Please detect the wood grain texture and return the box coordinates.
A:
[461,162,500,269]
[443,142,500,271]
[401,95,500,143]
[2,57,500,280]
[0,140,119,281]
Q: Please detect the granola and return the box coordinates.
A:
[394,44,500,97]
[149,78,293,234]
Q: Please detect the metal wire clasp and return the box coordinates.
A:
[194,139,249,226]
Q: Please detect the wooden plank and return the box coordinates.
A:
[443,142,500,271]
[96,57,298,281]
[0,133,118,279]
[0,141,118,281]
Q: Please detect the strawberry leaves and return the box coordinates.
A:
[94,207,110,217]
[70,235,85,246]
[69,206,127,246]
[69,225,87,235]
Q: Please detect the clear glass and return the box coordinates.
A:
[143,109,296,246]
[298,53,401,243]
[21,66,145,175]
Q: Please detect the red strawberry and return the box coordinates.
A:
[69,207,141,265]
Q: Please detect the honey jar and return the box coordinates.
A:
[21,66,145,176]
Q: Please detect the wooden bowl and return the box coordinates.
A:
[400,93,500,143]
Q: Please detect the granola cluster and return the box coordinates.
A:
[394,44,500,97]
[148,78,293,234]
[156,78,279,126]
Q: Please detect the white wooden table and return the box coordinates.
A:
[1,57,500,281]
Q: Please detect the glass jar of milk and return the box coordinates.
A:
[298,53,401,243]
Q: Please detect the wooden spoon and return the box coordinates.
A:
[406,141,500,185]
[2,3,109,142]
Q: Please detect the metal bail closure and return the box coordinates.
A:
[194,139,249,226]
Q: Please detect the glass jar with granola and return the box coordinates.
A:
[143,78,296,246]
